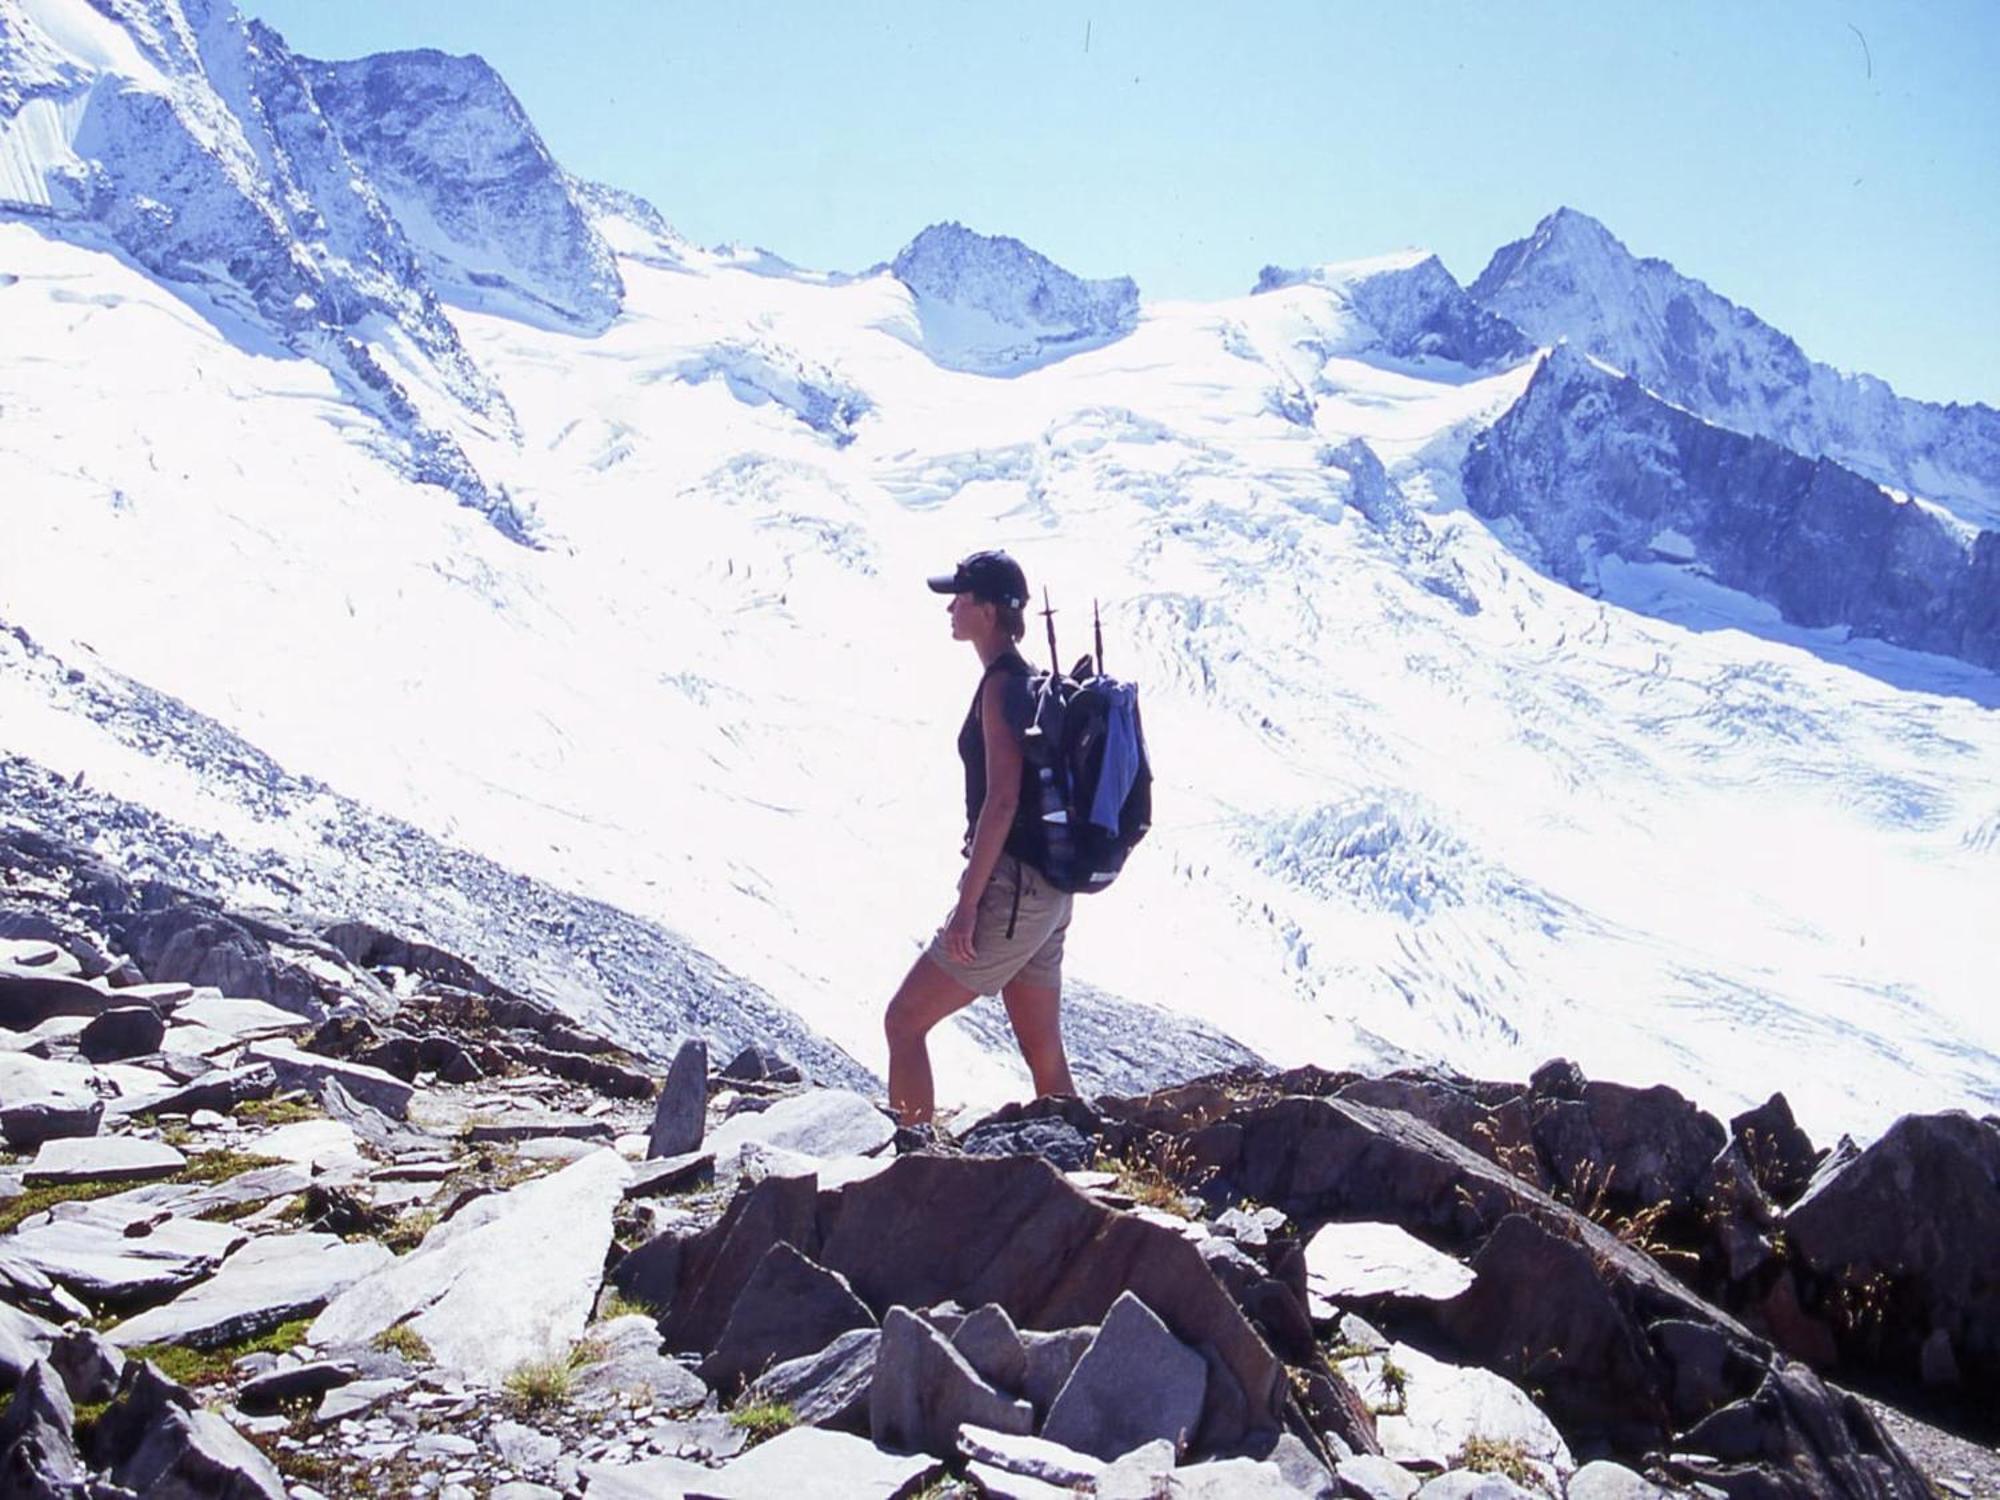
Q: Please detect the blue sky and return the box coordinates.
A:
[246,1,2000,407]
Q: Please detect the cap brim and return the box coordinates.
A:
[925,574,962,594]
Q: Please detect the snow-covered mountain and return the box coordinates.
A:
[887,221,1141,375]
[1465,343,2000,669]
[4,0,1996,1143]
[1472,206,2000,534]
[1253,250,1532,371]
[301,48,624,334]
[0,0,533,534]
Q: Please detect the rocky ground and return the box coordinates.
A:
[3,820,1997,1498]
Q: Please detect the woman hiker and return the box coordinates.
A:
[883,549,1078,1126]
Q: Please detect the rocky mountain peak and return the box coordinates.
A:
[1256,249,1533,370]
[299,46,623,334]
[888,221,1141,375]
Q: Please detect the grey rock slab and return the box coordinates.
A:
[0,1357,89,1497]
[0,1299,58,1385]
[956,1422,1105,1485]
[97,1362,289,1500]
[1564,1460,1670,1498]
[6,1214,246,1303]
[487,1417,562,1472]
[237,1360,357,1414]
[23,1136,188,1184]
[1305,1221,1477,1302]
[1345,1342,1571,1488]
[172,994,312,1038]
[1042,1290,1207,1462]
[704,1087,894,1168]
[1413,1473,1541,1500]
[463,1111,614,1144]
[0,1052,105,1148]
[966,1460,1079,1500]
[688,1425,940,1499]
[746,1325,878,1433]
[1096,1439,1177,1500]
[626,1149,714,1199]
[0,939,64,968]
[0,1246,90,1322]
[1170,1457,1309,1497]
[1337,1453,1424,1500]
[0,964,119,1028]
[78,1005,167,1063]
[243,1039,413,1118]
[315,1376,409,1423]
[870,1305,1033,1458]
[952,1302,1029,1395]
[310,1147,628,1384]
[1264,1432,1341,1498]
[700,1241,875,1391]
[649,1038,708,1158]
[582,1454,728,1500]
[108,1231,392,1348]
[106,1061,279,1120]
[1021,1326,1094,1415]
[47,1325,125,1404]
[571,1314,708,1408]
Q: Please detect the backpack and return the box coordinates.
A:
[1011,596,1153,895]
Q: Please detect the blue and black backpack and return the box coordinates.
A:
[1012,595,1154,895]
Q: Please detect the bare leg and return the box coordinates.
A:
[1001,977,1076,1101]
[884,954,977,1125]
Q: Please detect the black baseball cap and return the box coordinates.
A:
[926,550,1028,609]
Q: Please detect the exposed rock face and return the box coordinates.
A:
[301,48,623,333]
[1470,206,2000,534]
[815,1155,1291,1456]
[1253,252,1533,370]
[1783,1111,2000,1394]
[889,222,1140,375]
[1463,342,2000,670]
[0,0,528,537]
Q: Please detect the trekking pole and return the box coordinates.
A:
[1093,599,1104,678]
[1040,588,1061,676]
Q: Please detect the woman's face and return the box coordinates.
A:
[947,591,991,641]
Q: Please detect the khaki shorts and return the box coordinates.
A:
[925,855,1073,997]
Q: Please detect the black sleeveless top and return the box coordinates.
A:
[958,648,1039,862]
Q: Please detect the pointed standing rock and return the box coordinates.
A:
[649,1038,707,1158]
[870,1306,1033,1458]
[1042,1291,1207,1462]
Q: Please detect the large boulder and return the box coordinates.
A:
[89,1360,288,1499]
[0,1054,103,1149]
[1782,1111,2000,1392]
[1435,1215,1670,1452]
[699,1243,876,1392]
[0,1358,88,1499]
[815,1154,1289,1456]
[310,1148,627,1383]
[1528,1077,1727,1217]
[615,1171,820,1357]
[116,904,319,1015]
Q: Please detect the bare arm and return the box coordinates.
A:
[943,673,1024,961]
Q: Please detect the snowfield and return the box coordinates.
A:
[4,206,1997,1141]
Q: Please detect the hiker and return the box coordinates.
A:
[884,549,1078,1126]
